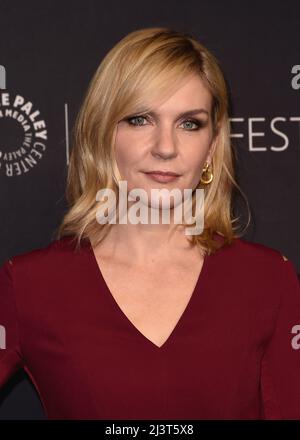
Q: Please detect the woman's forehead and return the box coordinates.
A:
[134,77,212,115]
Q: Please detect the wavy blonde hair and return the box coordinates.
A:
[55,27,250,255]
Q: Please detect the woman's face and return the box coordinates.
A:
[114,73,218,209]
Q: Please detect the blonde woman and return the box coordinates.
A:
[1,27,300,420]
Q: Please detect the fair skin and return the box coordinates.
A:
[92,73,218,348]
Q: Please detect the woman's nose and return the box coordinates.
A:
[151,126,178,159]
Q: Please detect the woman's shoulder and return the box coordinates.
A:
[211,235,300,317]
[218,234,290,264]
[219,235,299,284]
[2,235,88,275]
[212,233,299,281]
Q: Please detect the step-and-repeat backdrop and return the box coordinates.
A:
[0,0,299,419]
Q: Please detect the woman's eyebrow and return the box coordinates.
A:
[134,108,209,119]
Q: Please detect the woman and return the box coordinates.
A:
[0,27,300,420]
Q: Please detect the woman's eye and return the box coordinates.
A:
[180,119,201,130]
[126,115,148,126]
[125,115,203,130]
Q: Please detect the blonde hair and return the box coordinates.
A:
[55,27,250,255]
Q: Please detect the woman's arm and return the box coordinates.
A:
[260,256,300,419]
[0,259,25,389]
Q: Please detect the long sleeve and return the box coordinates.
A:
[261,257,300,419]
[0,259,24,389]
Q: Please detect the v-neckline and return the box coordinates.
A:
[86,237,211,351]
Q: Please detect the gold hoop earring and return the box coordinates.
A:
[200,162,213,184]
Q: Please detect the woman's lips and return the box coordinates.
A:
[143,172,180,183]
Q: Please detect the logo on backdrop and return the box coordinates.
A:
[0,65,48,177]
[229,66,300,151]
[230,116,300,151]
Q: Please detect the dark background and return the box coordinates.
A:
[0,0,299,419]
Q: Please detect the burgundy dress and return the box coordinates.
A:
[0,235,300,420]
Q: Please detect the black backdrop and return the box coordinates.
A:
[0,0,299,419]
